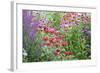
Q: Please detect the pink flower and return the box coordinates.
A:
[46,42,51,46]
[43,42,51,46]
[64,52,73,55]
[49,37,56,43]
[42,36,49,41]
[60,24,69,28]
[60,24,65,28]
[48,28,56,34]
[61,42,68,46]
[44,26,49,33]
[55,36,61,42]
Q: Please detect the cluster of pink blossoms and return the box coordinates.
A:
[60,12,91,28]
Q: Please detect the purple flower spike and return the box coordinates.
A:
[31,21,39,27]
[23,10,33,25]
[29,31,34,39]
[23,10,34,32]
[31,21,39,33]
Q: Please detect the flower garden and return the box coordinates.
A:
[23,10,91,62]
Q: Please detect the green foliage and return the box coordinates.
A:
[47,12,61,29]
[64,24,91,59]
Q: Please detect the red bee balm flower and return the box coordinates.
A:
[46,42,51,46]
[55,36,61,42]
[64,52,73,55]
[56,49,60,52]
[43,36,49,41]
[49,37,56,43]
[61,42,68,46]
[43,42,51,46]
[56,38,61,42]
[54,49,60,56]
[44,27,49,33]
